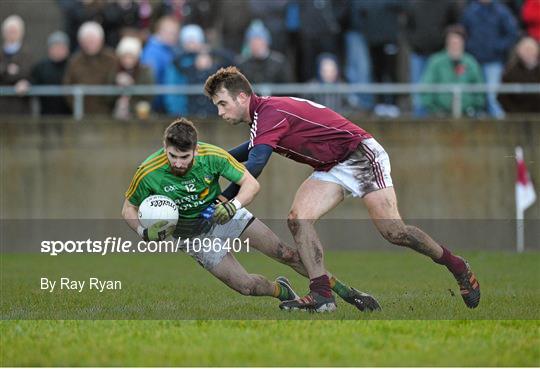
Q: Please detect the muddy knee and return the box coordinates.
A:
[287,210,314,235]
[287,210,300,235]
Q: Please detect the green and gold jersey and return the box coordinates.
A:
[125,142,245,219]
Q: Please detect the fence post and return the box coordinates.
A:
[452,85,462,119]
[30,96,40,118]
[73,86,84,121]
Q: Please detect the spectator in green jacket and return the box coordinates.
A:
[421,25,485,117]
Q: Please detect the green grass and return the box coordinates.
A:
[1,251,539,365]
[2,320,538,366]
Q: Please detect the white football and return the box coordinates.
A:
[138,195,179,228]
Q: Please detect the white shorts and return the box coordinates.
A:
[310,138,393,198]
[174,208,254,270]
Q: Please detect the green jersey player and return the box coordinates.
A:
[122,118,299,302]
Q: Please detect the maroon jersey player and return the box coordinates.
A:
[204,66,480,312]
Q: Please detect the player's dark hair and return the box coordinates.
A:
[204,66,253,98]
[163,118,198,151]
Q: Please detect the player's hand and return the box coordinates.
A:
[212,201,237,225]
[143,220,175,241]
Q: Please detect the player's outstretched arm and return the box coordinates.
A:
[228,140,250,162]
[233,170,260,208]
[222,144,273,199]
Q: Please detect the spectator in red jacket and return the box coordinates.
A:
[522,0,540,42]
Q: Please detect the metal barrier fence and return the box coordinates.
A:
[1,83,539,120]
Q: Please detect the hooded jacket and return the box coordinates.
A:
[461,1,519,63]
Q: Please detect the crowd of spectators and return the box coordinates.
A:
[1,0,539,119]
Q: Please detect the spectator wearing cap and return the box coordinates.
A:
[238,20,293,84]
[164,23,235,116]
[63,21,117,115]
[0,15,34,114]
[249,0,288,55]
[179,25,235,118]
[29,31,72,115]
[140,16,180,113]
[461,0,520,118]
[421,25,485,117]
[180,24,206,54]
[498,37,540,113]
[110,36,154,120]
[178,23,235,65]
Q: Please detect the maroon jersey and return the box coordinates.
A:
[248,95,372,171]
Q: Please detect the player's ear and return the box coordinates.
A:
[237,92,249,104]
[194,144,199,155]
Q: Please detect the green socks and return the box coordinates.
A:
[273,282,291,301]
[330,276,353,299]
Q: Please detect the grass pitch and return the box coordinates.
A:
[1,250,539,366]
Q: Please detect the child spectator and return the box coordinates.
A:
[238,20,293,84]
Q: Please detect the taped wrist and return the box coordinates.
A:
[230,198,242,210]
